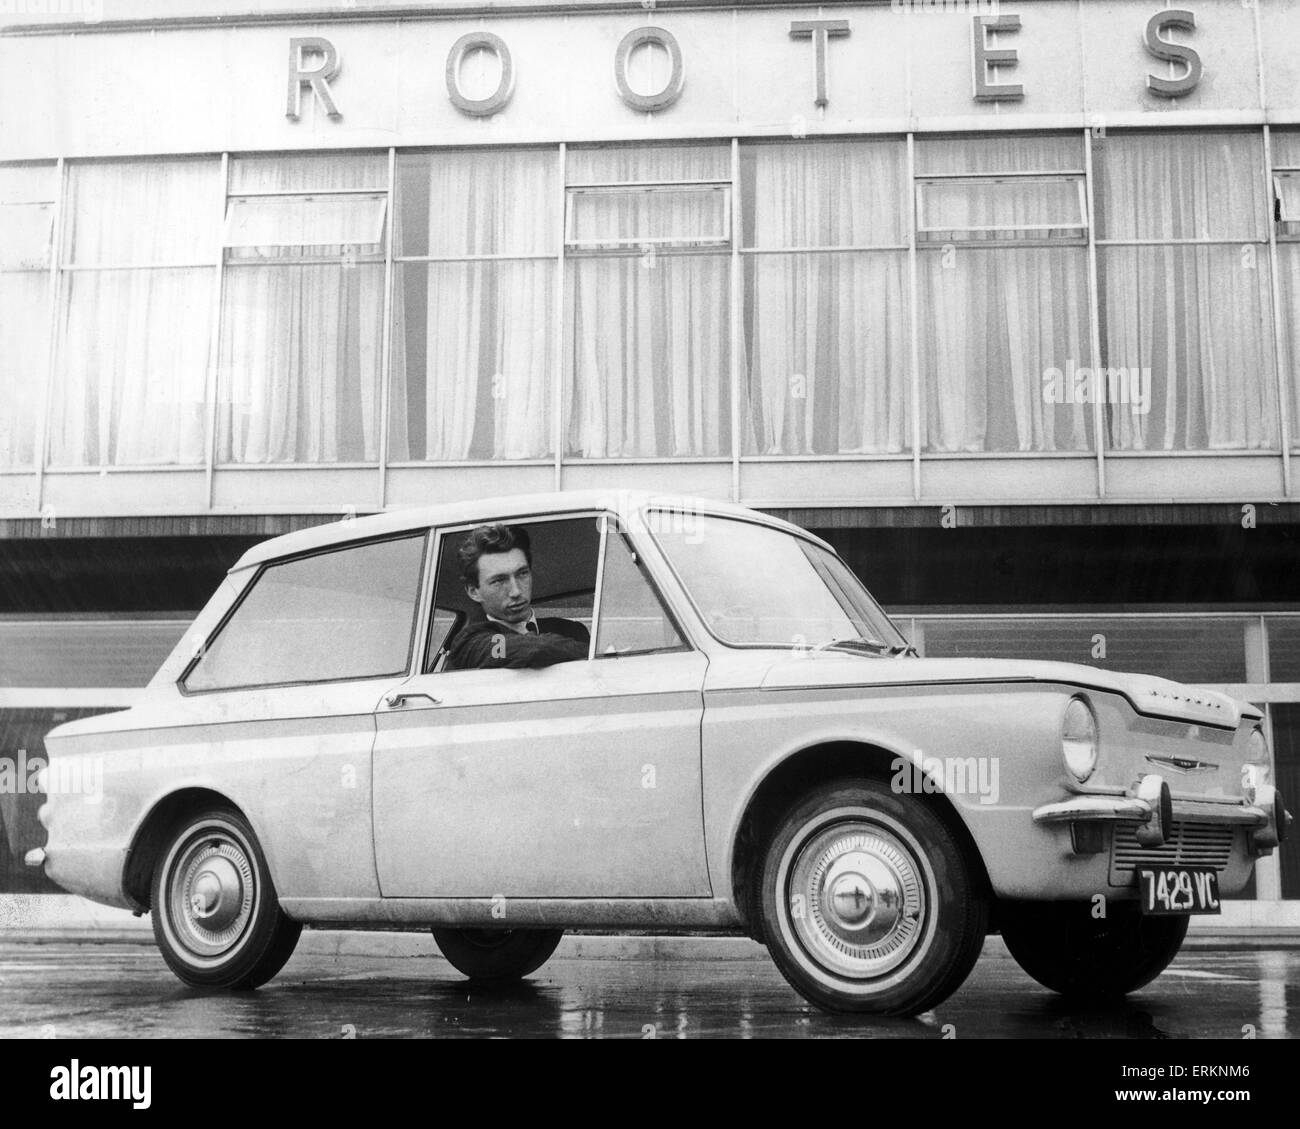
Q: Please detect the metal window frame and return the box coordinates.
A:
[914,172,1088,244]
[563,181,733,253]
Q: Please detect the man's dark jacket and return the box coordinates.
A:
[443,613,590,671]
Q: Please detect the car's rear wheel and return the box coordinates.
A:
[999,899,1189,999]
[756,778,988,1015]
[150,807,301,989]
[431,928,564,981]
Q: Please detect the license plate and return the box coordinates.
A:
[1137,867,1221,915]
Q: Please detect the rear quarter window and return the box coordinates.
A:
[183,533,427,692]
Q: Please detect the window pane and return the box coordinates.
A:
[566,143,730,184]
[1278,245,1300,447]
[217,263,383,463]
[224,193,386,255]
[656,516,901,648]
[0,202,54,269]
[1273,129,1300,169]
[1094,132,1268,241]
[0,272,47,466]
[915,134,1083,176]
[52,268,211,466]
[185,535,426,691]
[389,260,554,461]
[742,139,906,249]
[917,176,1084,242]
[396,149,556,257]
[0,163,56,204]
[1099,245,1278,450]
[567,254,729,457]
[595,527,683,656]
[742,251,910,455]
[1267,617,1300,681]
[1275,173,1300,235]
[918,616,1249,684]
[567,184,728,249]
[228,152,387,194]
[65,158,221,264]
[920,247,1093,453]
[0,620,187,687]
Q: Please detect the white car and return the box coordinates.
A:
[29,492,1290,1015]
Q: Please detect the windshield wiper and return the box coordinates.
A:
[813,638,893,656]
[810,639,918,657]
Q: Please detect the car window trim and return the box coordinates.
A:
[177,528,431,697]
[417,509,699,676]
[594,516,693,660]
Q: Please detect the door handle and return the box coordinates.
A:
[385,691,442,708]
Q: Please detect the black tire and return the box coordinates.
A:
[150,807,301,989]
[756,778,988,1016]
[999,899,1189,999]
[431,928,564,981]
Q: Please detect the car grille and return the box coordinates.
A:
[1109,821,1237,883]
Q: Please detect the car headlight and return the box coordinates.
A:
[1243,727,1271,797]
[1247,727,1269,764]
[1062,696,1098,783]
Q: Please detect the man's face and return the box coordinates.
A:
[467,548,533,624]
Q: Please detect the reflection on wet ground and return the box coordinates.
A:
[0,942,1295,1039]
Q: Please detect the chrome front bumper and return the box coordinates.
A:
[1032,774,1291,854]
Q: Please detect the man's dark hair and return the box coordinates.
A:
[458,523,533,587]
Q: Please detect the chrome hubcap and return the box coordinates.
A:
[170,833,256,958]
[788,823,927,980]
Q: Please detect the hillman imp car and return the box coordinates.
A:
[29,492,1291,1015]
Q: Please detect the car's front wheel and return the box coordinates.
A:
[431,928,564,981]
[999,899,1189,999]
[150,807,301,989]
[757,778,988,1015]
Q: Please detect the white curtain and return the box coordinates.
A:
[916,136,1091,453]
[0,273,45,466]
[50,159,219,466]
[743,141,909,454]
[219,154,386,464]
[1280,247,1300,450]
[567,146,730,458]
[922,247,1091,452]
[389,150,555,461]
[1096,133,1277,450]
[568,254,729,457]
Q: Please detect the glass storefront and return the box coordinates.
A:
[4,127,1300,475]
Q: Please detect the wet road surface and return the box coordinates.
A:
[1,940,1296,1039]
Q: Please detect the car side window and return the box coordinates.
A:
[425,516,601,672]
[594,526,687,658]
[184,533,427,692]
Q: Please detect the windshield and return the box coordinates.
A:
[652,513,909,652]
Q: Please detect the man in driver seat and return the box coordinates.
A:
[443,523,590,671]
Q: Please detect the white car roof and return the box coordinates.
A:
[230,490,829,571]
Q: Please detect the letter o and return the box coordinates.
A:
[446,31,515,117]
[614,26,685,112]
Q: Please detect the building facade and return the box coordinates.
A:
[1,0,1297,920]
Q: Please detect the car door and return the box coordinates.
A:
[371,514,711,899]
[175,531,430,902]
